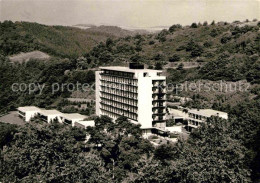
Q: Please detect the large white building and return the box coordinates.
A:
[187,109,228,132]
[95,64,167,131]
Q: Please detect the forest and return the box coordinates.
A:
[0,20,260,182]
[0,99,260,182]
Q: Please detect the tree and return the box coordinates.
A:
[169,24,182,33]
[86,116,153,182]
[177,63,184,70]
[190,45,203,57]
[0,122,107,182]
[191,23,198,28]
[0,122,17,149]
[154,144,176,162]
[155,62,163,70]
[174,117,251,182]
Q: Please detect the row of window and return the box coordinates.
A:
[152,101,166,107]
[188,113,207,121]
[100,93,138,106]
[188,119,200,126]
[102,70,135,79]
[100,80,138,91]
[152,115,165,121]
[152,108,166,114]
[100,81,138,93]
[152,80,166,87]
[152,88,166,93]
[101,88,138,99]
[100,75,138,86]
[101,98,138,113]
[101,107,138,121]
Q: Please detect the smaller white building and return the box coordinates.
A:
[187,109,228,132]
[18,106,41,122]
[38,109,63,123]
[74,120,95,129]
[62,113,87,126]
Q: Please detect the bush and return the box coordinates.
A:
[169,54,180,62]
[177,63,184,70]
[221,35,232,44]
[149,40,155,45]
[210,29,219,37]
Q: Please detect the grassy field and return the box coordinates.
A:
[0,111,25,125]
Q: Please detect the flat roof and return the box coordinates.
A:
[38,109,62,116]
[188,109,227,118]
[75,120,95,125]
[18,106,41,112]
[100,66,163,73]
[62,113,87,120]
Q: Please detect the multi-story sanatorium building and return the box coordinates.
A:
[95,64,167,132]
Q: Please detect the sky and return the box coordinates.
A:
[0,0,259,27]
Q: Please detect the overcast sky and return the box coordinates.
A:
[0,0,259,27]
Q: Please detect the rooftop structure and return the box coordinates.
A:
[18,106,41,112]
[38,109,62,116]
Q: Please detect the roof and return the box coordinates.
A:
[38,109,62,116]
[18,106,41,112]
[100,66,162,73]
[75,120,95,126]
[188,109,228,118]
[62,113,87,120]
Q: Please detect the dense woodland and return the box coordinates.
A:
[0,20,260,182]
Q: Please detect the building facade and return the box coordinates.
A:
[18,106,41,122]
[187,109,228,132]
[95,64,167,130]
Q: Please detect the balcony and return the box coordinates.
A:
[152,116,166,122]
[152,96,166,101]
[153,88,166,94]
[153,109,166,114]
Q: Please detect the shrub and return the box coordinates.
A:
[169,54,180,62]
[149,40,155,45]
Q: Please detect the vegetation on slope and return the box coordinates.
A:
[0,21,133,58]
[0,100,259,182]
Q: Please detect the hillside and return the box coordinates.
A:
[0,20,259,111]
[79,21,260,83]
[80,25,149,37]
[0,21,136,58]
